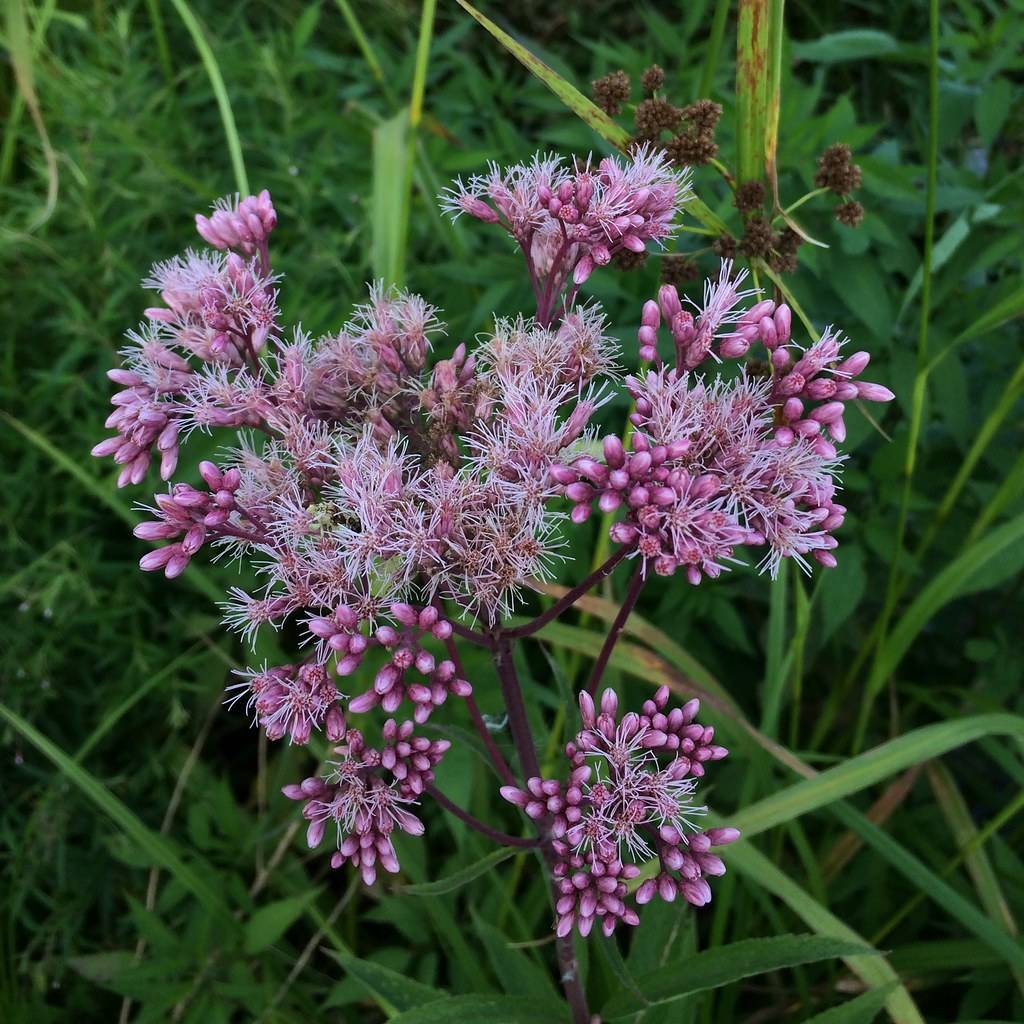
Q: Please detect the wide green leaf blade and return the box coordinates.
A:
[602,934,876,1018]
[389,994,568,1023]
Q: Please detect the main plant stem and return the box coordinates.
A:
[494,633,590,1024]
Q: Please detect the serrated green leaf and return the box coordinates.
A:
[603,934,876,1018]
[322,948,446,1015]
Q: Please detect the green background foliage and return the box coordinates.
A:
[2,0,1023,1021]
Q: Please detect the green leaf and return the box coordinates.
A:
[470,911,559,1001]
[867,515,1024,696]
[401,846,520,895]
[792,30,900,63]
[803,984,898,1024]
[322,948,445,1015]
[166,0,248,193]
[371,109,412,287]
[726,843,924,1024]
[244,892,319,953]
[389,994,568,1023]
[453,0,630,149]
[602,935,876,1018]
[975,77,1012,149]
[0,702,233,923]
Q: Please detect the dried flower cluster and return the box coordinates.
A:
[95,142,890,1020]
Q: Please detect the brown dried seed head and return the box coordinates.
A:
[640,64,665,95]
[613,248,649,271]
[734,181,766,214]
[592,70,631,116]
[740,215,774,259]
[713,234,738,260]
[835,200,865,227]
[634,97,682,140]
[660,253,699,287]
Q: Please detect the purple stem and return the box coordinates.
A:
[448,620,494,648]
[426,784,538,848]
[443,636,517,788]
[584,563,646,697]
[493,631,590,1024]
[505,545,631,639]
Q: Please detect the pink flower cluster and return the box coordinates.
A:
[94,158,889,976]
[283,721,448,883]
[442,145,690,324]
[502,686,736,937]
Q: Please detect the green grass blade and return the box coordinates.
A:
[371,109,411,286]
[388,994,577,1023]
[454,0,630,148]
[602,934,876,1018]
[166,0,249,194]
[865,514,1024,701]
[333,0,391,97]
[0,702,233,922]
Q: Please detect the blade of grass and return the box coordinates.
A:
[333,0,394,102]
[697,0,731,98]
[1,410,223,604]
[0,702,233,922]
[862,0,939,751]
[454,0,630,148]
[925,762,1024,992]
[5,0,59,228]
[166,0,249,194]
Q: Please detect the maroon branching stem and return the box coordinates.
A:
[447,620,494,648]
[493,631,590,1024]
[505,545,632,639]
[584,563,646,696]
[443,636,517,788]
[426,785,538,848]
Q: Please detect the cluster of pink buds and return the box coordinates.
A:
[552,432,754,582]
[308,603,471,724]
[92,348,192,485]
[284,764,423,885]
[636,263,894,459]
[502,687,736,938]
[228,662,345,744]
[133,461,244,578]
[195,190,277,255]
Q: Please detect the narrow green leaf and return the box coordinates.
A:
[244,892,319,953]
[322,948,445,1015]
[867,515,1024,697]
[371,109,411,286]
[454,0,630,148]
[167,0,249,194]
[389,994,567,1023]
[401,846,519,896]
[0,702,233,922]
[791,30,901,63]
[603,935,876,1018]
[802,984,898,1024]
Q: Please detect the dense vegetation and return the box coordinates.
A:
[2,0,1023,1021]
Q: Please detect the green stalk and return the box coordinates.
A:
[853,0,939,752]
[697,0,731,98]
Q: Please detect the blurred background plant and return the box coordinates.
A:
[2,0,1023,1022]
